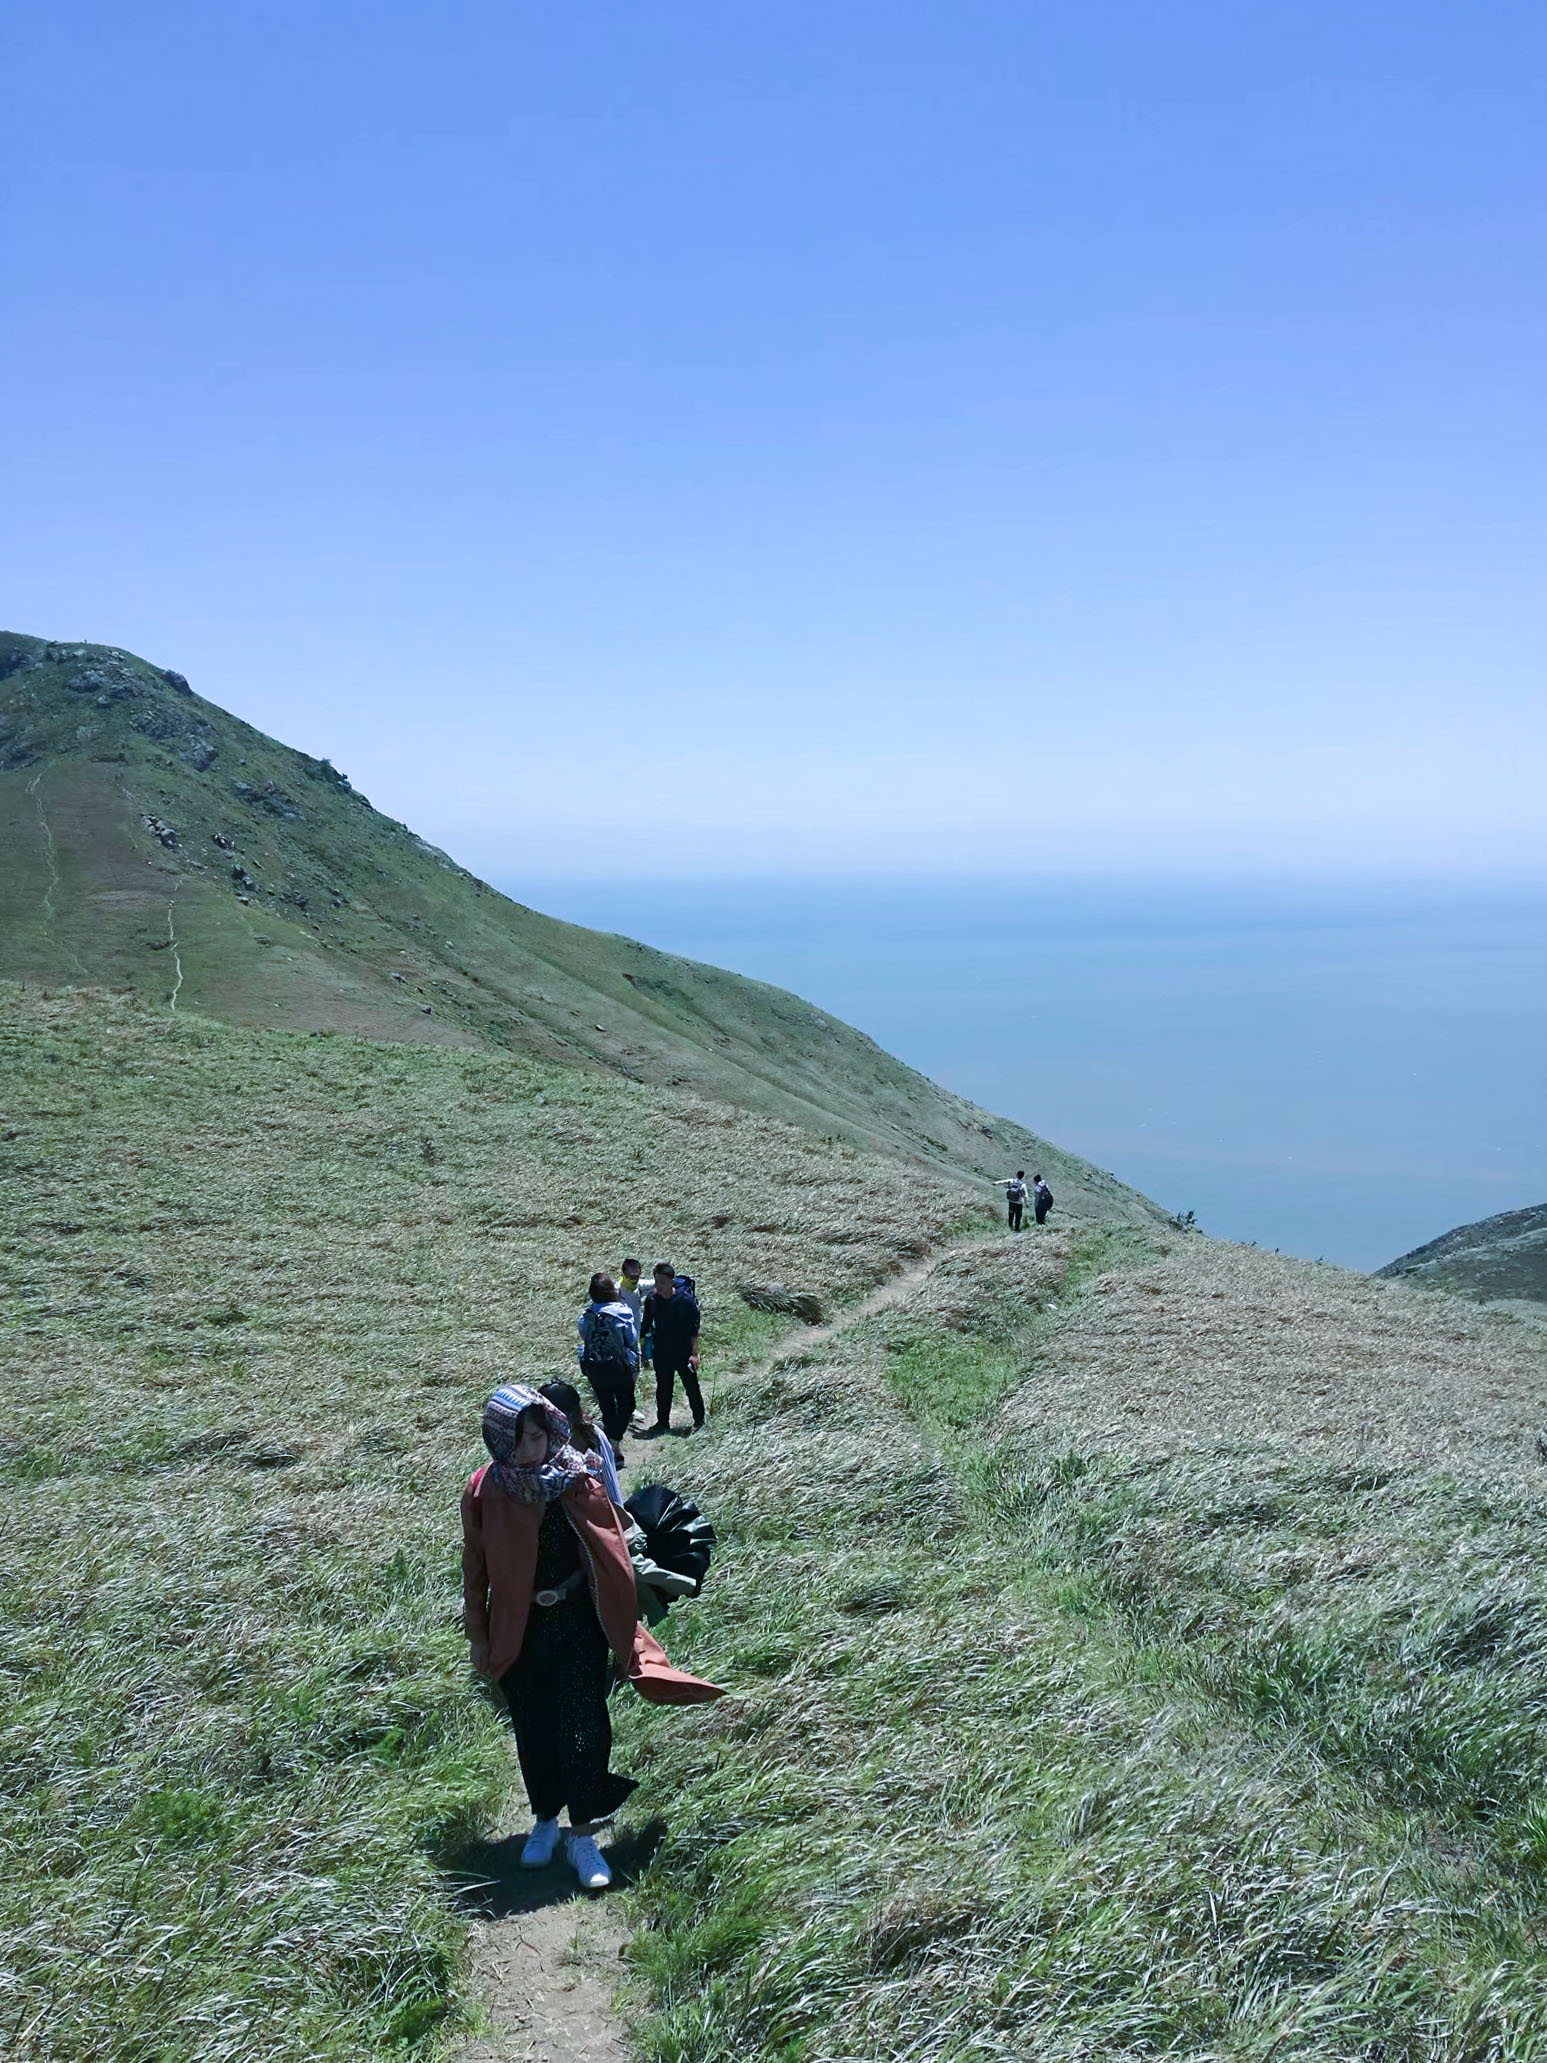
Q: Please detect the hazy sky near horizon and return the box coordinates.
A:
[4,2,1545,878]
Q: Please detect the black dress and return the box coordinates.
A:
[498,1499,637,1826]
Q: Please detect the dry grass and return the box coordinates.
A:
[12,978,1547,2060]
[1003,1234,1547,1482]
[612,1235,1547,2062]
[0,984,989,2061]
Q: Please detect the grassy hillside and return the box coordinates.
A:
[1377,1203,1547,1309]
[623,1235,1547,2060]
[0,985,989,2061]
[0,632,1155,1220]
[9,988,1547,2059]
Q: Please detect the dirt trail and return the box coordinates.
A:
[26,764,90,981]
[165,882,184,1011]
[453,1238,971,2061]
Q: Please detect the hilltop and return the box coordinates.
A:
[1376,1201,1547,1308]
[0,631,1154,1219]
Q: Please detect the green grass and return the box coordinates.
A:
[0,985,989,2061]
[11,980,1547,2059]
[612,1242,1547,2061]
[0,632,1160,1216]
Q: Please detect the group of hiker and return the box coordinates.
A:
[575,1258,705,1450]
[1003,1169,1054,1232]
[461,1183,1055,1895]
[459,1258,716,1892]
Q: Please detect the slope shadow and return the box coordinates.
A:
[445,1817,668,1918]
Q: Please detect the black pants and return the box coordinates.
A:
[1035,1199,1050,1224]
[1008,1198,1024,1231]
[500,1599,636,1826]
[583,1366,635,1443]
[654,1354,704,1428]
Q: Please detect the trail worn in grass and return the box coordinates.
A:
[0,985,989,2061]
[611,1236,1547,2061]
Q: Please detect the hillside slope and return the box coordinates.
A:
[0,631,1155,1221]
[0,984,991,2062]
[1375,1202,1547,1307]
[11,985,1547,2059]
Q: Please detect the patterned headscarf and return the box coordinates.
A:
[481,1382,599,1504]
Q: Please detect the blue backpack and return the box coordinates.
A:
[581,1302,638,1374]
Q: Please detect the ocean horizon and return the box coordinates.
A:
[505,873,1547,1274]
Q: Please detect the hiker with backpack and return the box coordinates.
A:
[641,1261,704,1435]
[577,1272,640,1453]
[462,1383,723,1890]
[1002,1171,1028,1232]
[1033,1173,1054,1225]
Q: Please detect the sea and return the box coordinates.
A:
[508,875,1547,1274]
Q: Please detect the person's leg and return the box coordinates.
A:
[546,1607,637,1884]
[500,1657,565,1829]
[582,1364,613,1433]
[653,1357,677,1431]
[604,1381,633,1444]
[680,1362,705,1428]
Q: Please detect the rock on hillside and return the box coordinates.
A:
[0,632,1160,1222]
[1376,1204,1547,1308]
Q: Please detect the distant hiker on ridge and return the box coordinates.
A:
[462,1383,722,1891]
[641,1261,704,1435]
[1033,1173,1054,1226]
[1002,1170,1028,1233]
[577,1272,640,1456]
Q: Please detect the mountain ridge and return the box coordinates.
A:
[0,630,1159,1222]
[1376,1201,1547,1307]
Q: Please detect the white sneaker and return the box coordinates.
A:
[566,1832,612,1890]
[519,1818,562,1868]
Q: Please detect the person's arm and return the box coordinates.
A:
[460,1479,492,1675]
[596,1439,624,1505]
[687,1296,701,1371]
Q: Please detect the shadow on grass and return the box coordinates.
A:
[444,1816,668,1918]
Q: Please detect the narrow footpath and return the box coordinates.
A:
[454,1238,973,2062]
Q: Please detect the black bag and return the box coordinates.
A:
[624,1483,716,1594]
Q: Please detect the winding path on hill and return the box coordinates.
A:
[454,1238,971,2063]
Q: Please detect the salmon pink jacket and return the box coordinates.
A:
[461,1463,724,1704]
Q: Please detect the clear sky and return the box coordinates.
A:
[4,2,1545,879]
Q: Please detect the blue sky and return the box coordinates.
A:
[4,2,1545,877]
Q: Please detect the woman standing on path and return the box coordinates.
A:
[462,1384,722,1890]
